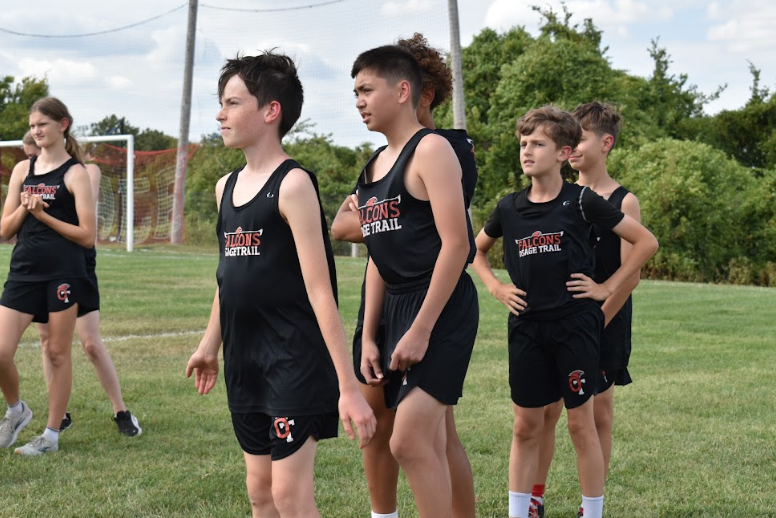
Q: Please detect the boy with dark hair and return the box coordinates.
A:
[529,102,640,518]
[351,44,479,518]
[471,105,657,518]
[186,51,375,518]
[333,34,477,518]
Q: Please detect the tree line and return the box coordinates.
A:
[2,7,774,285]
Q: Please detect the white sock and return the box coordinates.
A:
[582,495,604,518]
[7,401,23,415]
[42,427,60,444]
[371,512,398,518]
[508,491,531,518]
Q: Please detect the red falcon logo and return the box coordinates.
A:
[56,284,71,303]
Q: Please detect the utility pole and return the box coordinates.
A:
[171,0,198,244]
[448,0,466,130]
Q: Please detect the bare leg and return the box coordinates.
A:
[566,397,604,497]
[359,382,399,514]
[244,451,280,518]
[0,306,34,406]
[593,384,615,476]
[446,407,475,518]
[391,389,450,518]
[76,311,126,413]
[44,306,78,430]
[509,404,545,500]
[535,398,563,485]
[271,437,321,518]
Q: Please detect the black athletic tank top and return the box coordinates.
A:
[436,128,478,264]
[8,156,86,282]
[484,182,624,319]
[594,185,633,331]
[216,159,338,414]
[358,128,463,285]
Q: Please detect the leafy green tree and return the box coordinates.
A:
[609,139,754,282]
[87,114,177,151]
[0,76,49,140]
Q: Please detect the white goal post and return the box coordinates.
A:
[0,134,135,252]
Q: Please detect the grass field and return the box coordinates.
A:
[0,245,774,517]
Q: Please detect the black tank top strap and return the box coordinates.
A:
[608,185,630,210]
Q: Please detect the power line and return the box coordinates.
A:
[200,0,350,13]
[0,4,186,38]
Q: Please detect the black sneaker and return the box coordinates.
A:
[529,497,544,518]
[577,506,584,518]
[113,410,142,437]
[60,413,73,432]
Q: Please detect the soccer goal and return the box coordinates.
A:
[1,135,196,252]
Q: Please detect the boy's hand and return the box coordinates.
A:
[491,282,528,316]
[360,340,386,387]
[338,389,376,448]
[185,350,219,395]
[567,273,611,301]
[389,327,430,372]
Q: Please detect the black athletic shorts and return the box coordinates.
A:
[0,278,86,323]
[381,272,478,409]
[594,367,632,394]
[508,304,604,409]
[230,411,339,461]
[77,272,100,317]
[352,320,387,385]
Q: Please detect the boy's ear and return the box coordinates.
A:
[602,134,615,153]
[419,88,435,109]
[264,101,282,124]
[397,79,413,105]
[558,145,573,162]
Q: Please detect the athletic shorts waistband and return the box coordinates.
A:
[385,276,432,295]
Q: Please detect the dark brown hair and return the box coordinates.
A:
[572,101,622,150]
[397,33,452,110]
[516,105,581,150]
[351,44,423,108]
[218,50,303,138]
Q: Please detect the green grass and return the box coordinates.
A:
[0,244,774,517]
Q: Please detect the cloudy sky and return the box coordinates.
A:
[1,0,774,147]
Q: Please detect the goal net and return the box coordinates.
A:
[0,137,198,250]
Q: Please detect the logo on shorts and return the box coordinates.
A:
[273,417,295,443]
[56,283,71,304]
[568,370,586,395]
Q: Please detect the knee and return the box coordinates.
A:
[271,480,306,515]
[390,433,425,465]
[567,411,597,440]
[46,341,72,368]
[0,347,14,369]
[246,473,274,513]
[80,336,104,361]
[512,417,542,444]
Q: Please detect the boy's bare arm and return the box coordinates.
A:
[599,193,641,325]
[331,194,364,243]
[568,211,657,301]
[186,173,230,394]
[361,258,386,385]
[280,168,376,447]
[471,229,527,316]
[186,288,222,394]
[389,136,470,372]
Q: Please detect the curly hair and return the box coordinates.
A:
[397,33,453,110]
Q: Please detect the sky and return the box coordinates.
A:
[1,0,774,148]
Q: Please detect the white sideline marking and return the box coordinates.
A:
[19,329,205,348]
